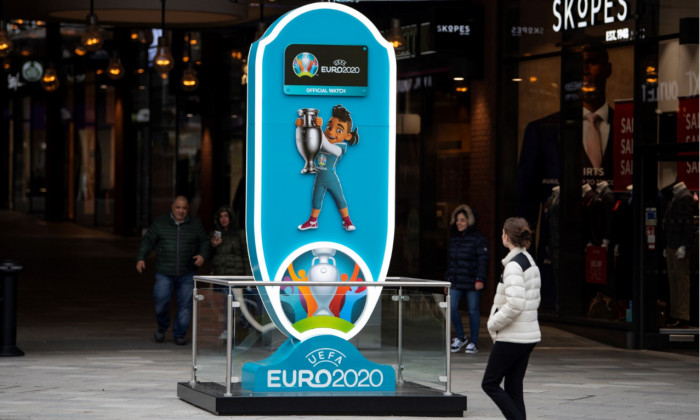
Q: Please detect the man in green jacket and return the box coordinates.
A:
[136,196,210,345]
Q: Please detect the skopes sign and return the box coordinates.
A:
[244,2,396,393]
[552,0,629,32]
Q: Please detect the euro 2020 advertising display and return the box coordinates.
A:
[243,2,396,393]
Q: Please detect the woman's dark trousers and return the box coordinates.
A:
[482,341,536,420]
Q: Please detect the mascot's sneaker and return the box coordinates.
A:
[298,218,318,231]
[342,217,356,231]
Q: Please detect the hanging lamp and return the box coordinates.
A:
[253,0,267,41]
[81,0,103,52]
[180,32,199,91]
[386,18,406,52]
[153,0,174,78]
[0,21,12,58]
[106,52,125,80]
[41,65,60,92]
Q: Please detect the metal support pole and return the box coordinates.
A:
[225,287,233,396]
[190,285,199,384]
[445,292,452,395]
[397,287,404,384]
[0,260,24,357]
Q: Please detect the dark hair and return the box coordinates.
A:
[331,105,359,146]
[450,209,469,234]
[503,217,532,248]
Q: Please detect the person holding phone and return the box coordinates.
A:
[210,206,254,337]
[210,206,251,277]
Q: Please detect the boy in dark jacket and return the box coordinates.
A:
[445,204,489,353]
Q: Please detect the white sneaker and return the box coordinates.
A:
[451,337,468,352]
[465,342,479,353]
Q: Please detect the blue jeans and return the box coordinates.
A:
[450,288,481,345]
[153,272,194,338]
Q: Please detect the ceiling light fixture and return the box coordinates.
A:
[81,0,103,52]
[254,1,267,41]
[180,32,199,91]
[0,21,13,58]
[106,52,125,80]
[41,65,60,92]
[386,18,407,52]
[153,0,174,78]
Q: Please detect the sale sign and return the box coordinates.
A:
[613,100,634,192]
[585,246,607,284]
[677,95,699,190]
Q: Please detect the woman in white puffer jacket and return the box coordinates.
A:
[482,217,541,420]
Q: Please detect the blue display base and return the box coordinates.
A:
[177,381,467,416]
[242,335,396,392]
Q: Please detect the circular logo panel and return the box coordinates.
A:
[22,61,44,83]
[292,52,318,78]
[265,242,381,341]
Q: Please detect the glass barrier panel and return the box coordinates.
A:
[192,281,449,392]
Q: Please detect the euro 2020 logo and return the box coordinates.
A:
[293,52,319,78]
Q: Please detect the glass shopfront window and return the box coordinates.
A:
[501,0,698,348]
[635,2,698,345]
[391,70,473,279]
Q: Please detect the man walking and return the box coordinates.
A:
[136,196,210,345]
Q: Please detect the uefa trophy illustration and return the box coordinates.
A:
[308,248,339,316]
[296,108,322,174]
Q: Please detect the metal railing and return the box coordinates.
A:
[191,275,452,396]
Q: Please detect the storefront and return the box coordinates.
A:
[1,0,496,271]
[0,1,696,349]
[1,21,251,235]
[498,0,698,348]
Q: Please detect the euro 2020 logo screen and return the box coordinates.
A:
[293,52,319,78]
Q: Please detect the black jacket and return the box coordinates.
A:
[210,206,252,276]
[663,186,694,249]
[444,205,489,290]
[136,213,210,276]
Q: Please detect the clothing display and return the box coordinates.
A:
[663,182,694,323]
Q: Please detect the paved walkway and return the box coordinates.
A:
[0,211,697,419]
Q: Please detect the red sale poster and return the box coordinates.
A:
[677,95,699,190]
[585,246,607,284]
[613,100,634,192]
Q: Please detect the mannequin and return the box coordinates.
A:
[591,181,615,247]
[612,184,634,312]
[543,186,561,311]
[595,180,609,193]
[663,181,693,327]
[551,185,561,203]
[582,183,592,198]
[581,183,596,247]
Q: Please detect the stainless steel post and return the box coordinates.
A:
[397,287,404,384]
[190,285,199,384]
[445,292,452,395]
[225,287,233,396]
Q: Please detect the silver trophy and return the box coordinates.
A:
[296,108,322,174]
[308,248,338,316]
